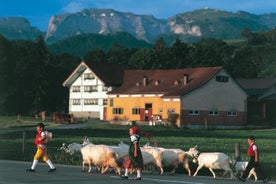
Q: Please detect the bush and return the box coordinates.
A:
[166,112,179,127]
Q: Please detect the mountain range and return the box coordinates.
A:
[1,8,275,45]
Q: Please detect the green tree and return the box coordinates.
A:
[169,38,189,68]
[232,46,262,78]
[0,35,18,114]
[106,43,133,64]
[12,36,49,114]
[188,38,234,68]
[84,48,106,63]
[129,48,158,69]
[46,53,80,113]
[152,37,171,69]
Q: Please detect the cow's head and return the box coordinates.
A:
[187,145,199,157]
[82,136,90,146]
[59,143,67,151]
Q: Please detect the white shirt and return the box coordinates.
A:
[130,134,139,143]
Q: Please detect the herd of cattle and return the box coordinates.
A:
[59,137,257,181]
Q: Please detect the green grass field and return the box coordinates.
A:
[0,117,275,180]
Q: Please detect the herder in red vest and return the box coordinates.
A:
[121,126,151,180]
[238,135,268,183]
[27,122,56,172]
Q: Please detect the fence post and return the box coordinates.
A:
[22,131,26,153]
[235,143,241,161]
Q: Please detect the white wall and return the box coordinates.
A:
[68,68,110,119]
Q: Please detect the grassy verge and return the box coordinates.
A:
[0,115,61,129]
[0,119,275,180]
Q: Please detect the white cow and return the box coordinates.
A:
[81,144,121,174]
[67,143,82,155]
[233,160,257,182]
[108,141,129,156]
[59,142,82,155]
[140,146,164,174]
[187,146,233,179]
[143,144,191,175]
[82,136,93,146]
[161,148,191,175]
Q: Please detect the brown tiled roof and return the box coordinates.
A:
[108,66,223,97]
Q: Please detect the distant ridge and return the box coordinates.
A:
[0,8,275,44]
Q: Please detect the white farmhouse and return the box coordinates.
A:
[63,61,135,120]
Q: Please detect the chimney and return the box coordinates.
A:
[183,74,189,85]
[143,76,148,86]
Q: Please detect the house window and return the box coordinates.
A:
[159,109,163,114]
[103,99,108,105]
[132,108,140,115]
[113,108,124,114]
[208,110,219,116]
[84,86,97,92]
[216,75,229,82]
[72,99,81,105]
[84,99,98,105]
[188,110,200,115]
[72,86,80,92]
[84,73,94,80]
[110,99,114,107]
[167,109,175,113]
[227,111,237,117]
[102,86,108,91]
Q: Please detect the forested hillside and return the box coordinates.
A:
[0,28,275,115]
[48,32,152,57]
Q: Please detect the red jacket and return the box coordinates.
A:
[247,143,257,157]
[34,131,46,146]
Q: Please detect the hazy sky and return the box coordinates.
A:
[1,0,275,31]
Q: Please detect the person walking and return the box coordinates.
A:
[238,135,268,183]
[27,122,56,172]
[121,126,151,180]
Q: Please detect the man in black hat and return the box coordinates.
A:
[238,136,268,183]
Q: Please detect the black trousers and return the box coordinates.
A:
[242,156,267,180]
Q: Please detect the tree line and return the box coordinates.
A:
[0,28,275,115]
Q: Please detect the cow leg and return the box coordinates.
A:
[169,162,178,175]
[88,160,92,173]
[156,161,164,175]
[115,167,121,175]
[223,166,233,179]
[101,165,110,173]
[159,166,164,175]
[193,165,203,177]
[208,168,216,178]
[109,158,121,175]
[82,160,85,172]
[184,161,191,176]
[248,168,257,182]
[129,168,135,175]
[169,168,176,175]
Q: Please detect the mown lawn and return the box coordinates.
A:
[0,120,275,180]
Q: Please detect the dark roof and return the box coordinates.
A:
[108,66,223,97]
[86,62,136,86]
[237,78,276,89]
[237,78,276,96]
[63,61,136,87]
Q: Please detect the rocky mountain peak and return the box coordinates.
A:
[0,17,42,40]
[45,8,167,43]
